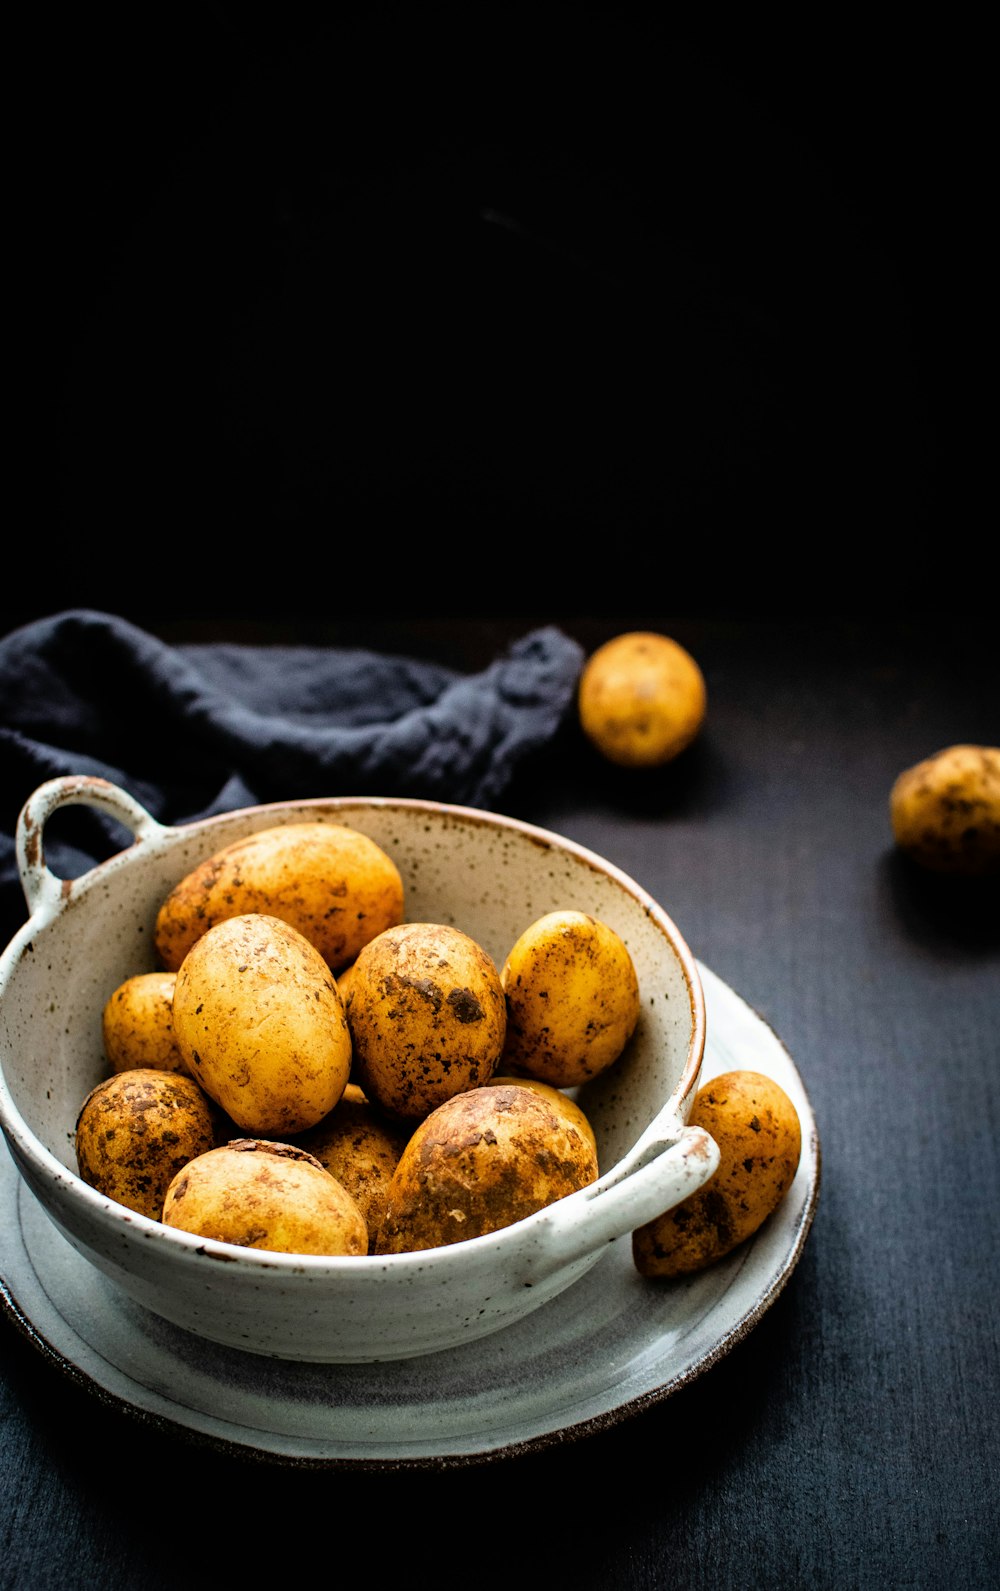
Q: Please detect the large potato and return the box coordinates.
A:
[294,1083,410,1250]
[632,1070,801,1277]
[154,821,405,972]
[171,913,352,1136]
[890,744,1000,876]
[491,1074,598,1158]
[102,971,187,1075]
[346,922,507,1121]
[374,1082,599,1254]
[75,1068,216,1220]
[578,630,707,768]
[161,1138,368,1255]
[500,910,641,1087]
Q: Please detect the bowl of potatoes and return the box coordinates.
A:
[0,775,715,1363]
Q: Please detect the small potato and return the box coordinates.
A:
[347,922,507,1121]
[102,971,187,1075]
[154,821,405,972]
[500,910,640,1087]
[578,630,707,768]
[890,744,1000,876]
[171,913,352,1136]
[491,1074,598,1159]
[75,1068,216,1220]
[161,1139,368,1256]
[374,1082,599,1254]
[294,1084,411,1250]
[632,1070,801,1278]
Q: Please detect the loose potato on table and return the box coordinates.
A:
[102,971,187,1075]
[154,821,405,972]
[161,1138,368,1255]
[346,922,507,1121]
[171,913,352,1137]
[294,1083,411,1249]
[75,1068,216,1221]
[632,1070,801,1278]
[578,630,707,768]
[374,1082,599,1254]
[500,909,640,1088]
[890,744,1000,876]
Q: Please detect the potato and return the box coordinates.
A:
[632,1070,801,1277]
[346,922,507,1121]
[578,630,707,768]
[171,913,352,1136]
[491,1074,598,1158]
[294,1083,410,1250]
[336,959,359,1003]
[499,910,640,1087]
[161,1138,368,1255]
[75,1068,216,1220]
[890,744,1000,876]
[374,1082,599,1254]
[102,971,187,1075]
[154,821,405,972]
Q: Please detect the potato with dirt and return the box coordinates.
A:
[491,1074,599,1157]
[75,1068,216,1220]
[294,1083,411,1250]
[578,630,707,768]
[500,910,641,1087]
[345,922,507,1121]
[154,821,405,971]
[890,744,1000,876]
[171,913,352,1137]
[161,1138,368,1255]
[632,1070,801,1277]
[102,971,187,1075]
[374,1082,599,1253]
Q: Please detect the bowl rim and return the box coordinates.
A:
[0,791,707,1277]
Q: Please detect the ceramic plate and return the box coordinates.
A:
[0,962,820,1467]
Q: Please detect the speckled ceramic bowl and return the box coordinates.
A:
[0,776,715,1363]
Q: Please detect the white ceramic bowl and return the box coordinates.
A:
[0,776,717,1363]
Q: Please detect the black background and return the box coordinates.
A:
[11,8,988,635]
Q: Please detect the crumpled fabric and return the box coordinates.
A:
[0,609,584,944]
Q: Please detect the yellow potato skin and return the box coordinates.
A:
[890,744,1000,876]
[374,1083,599,1254]
[632,1070,801,1278]
[491,1074,599,1158]
[161,1139,368,1256]
[336,959,359,1003]
[102,971,187,1075]
[346,922,507,1121]
[154,821,405,972]
[171,913,352,1137]
[294,1084,410,1251]
[75,1068,216,1220]
[578,631,707,768]
[500,910,640,1087]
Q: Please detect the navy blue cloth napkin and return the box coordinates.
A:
[0,610,584,944]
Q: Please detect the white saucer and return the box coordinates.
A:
[0,962,820,1467]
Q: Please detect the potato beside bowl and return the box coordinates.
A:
[0,776,715,1363]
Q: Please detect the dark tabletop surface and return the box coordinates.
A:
[6,11,995,1587]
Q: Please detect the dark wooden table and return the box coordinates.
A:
[2,611,996,1590]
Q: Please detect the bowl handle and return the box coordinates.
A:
[525,1116,721,1276]
[16,776,167,918]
